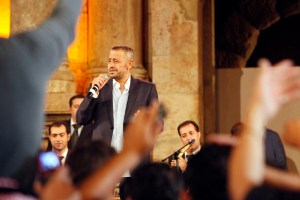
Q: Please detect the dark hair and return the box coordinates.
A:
[127,163,183,200]
[177,120,200,136]
[48,121,69,135]
[65,140,116,186]
[69,94,85,107]
[185,144,232,200]
[111,46,134,61]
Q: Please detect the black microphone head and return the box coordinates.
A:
[87,84,100,98]
[189,139,195,144]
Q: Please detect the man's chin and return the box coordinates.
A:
[188,145,196,152]
[109,72,117,77]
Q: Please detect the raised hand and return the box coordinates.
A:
[229,59,300,200]
[37,167,80,200]
[123,100,162,158]
[91,74,109,95]
[255,59,300,120]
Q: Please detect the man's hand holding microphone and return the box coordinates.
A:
[88,74,109,98]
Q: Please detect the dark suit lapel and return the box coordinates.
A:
[64,119,71,134]
[66,119,72,149]
[102,79,114,125]
[124,77,138,123]
[77,123,92,144]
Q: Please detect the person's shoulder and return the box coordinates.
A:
[265,128,280,139]
[133,77,156,87]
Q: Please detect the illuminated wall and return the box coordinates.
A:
[68,0,89,94]
[0,0,10,38]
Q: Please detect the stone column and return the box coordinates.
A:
[149,0,201,161]
[10,0,56,34]
[203,0,216,135]
[46,57,76,113]
[87,0,148,82]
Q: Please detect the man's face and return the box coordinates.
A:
[69,98,84,123]
[107,50,132,80]
[179,123,201,153]
[49,125,70,152]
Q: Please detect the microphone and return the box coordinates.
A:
[88,85,99,98]
[88,75,109,98]
[177,139,195,157]
[188,139,195,145]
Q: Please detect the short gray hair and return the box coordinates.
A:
[111,46,134,61]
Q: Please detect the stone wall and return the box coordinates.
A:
[149,0,202,161]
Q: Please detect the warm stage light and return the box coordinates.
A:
[68,0,89,95]
[0,0,10,38]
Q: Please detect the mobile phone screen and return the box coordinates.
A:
[39,151,60,171]
[37,151,60,184]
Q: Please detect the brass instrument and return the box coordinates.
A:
[177,143,190,158]
[161,139,195,168]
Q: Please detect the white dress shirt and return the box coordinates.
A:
[111,77,131,152]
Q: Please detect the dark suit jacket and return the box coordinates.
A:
[265,129,287,170]
[64,119,93,150]
[77,77,159,145]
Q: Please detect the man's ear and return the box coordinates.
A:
[197,131,201,140]
[127,60,134,70]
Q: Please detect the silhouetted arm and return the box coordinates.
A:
[229,59,300,200]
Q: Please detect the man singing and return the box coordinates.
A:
[77,46,160,153]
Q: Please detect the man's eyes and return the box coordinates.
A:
[108,60,120,63]
[51,133,66,137]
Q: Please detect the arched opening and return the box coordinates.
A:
[247,14,300,66]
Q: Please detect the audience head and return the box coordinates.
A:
[48,121,70,153]
[69,94,85,123]
[177,120,201,154]
[66,140,116,187]
[126,163,184,200]
[185,144,232,200]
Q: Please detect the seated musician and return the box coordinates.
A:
[170,120,202,172]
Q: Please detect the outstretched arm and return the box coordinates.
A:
[228,59,300,200]
[264,166,300,191]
